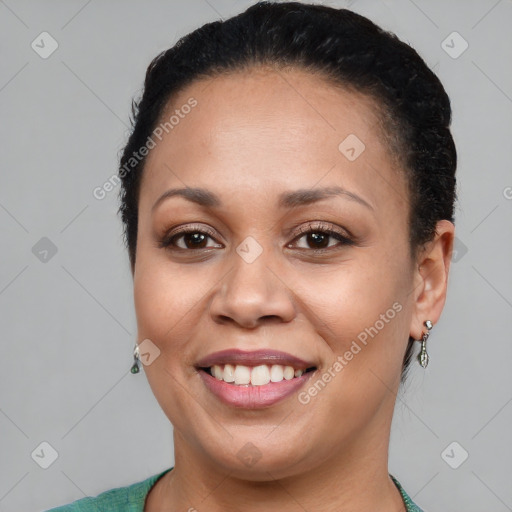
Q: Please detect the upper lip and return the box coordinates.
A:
[196,349,316,369]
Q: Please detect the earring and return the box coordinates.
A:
[418,320,433,368]
[130,344,140,374]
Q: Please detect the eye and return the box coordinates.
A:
[158,224,223,250]
[288,221,354,251]
[158,221,354,253]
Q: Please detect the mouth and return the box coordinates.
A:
[195,349,318,408]
[198,364,317,386]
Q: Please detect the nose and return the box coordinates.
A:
[208,246,296,329]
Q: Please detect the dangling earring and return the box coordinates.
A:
[418,320,433,368]
[130,344,140,374]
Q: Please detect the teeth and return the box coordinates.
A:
[208,364,311,385]
[251,365,270,385]
[212,365,223,380]
[283,366,295,380]
[223,364,235,383]
[234,365,251,385]
[270,364,284,382]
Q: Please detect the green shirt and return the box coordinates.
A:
[46,468,424,511]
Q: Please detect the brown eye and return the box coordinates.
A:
[289,222,354,252]
[158,225,223,251]
[293,230,351,250]
[175,232,210,249]
[303,232,331,249]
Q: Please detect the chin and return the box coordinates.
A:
[199,433,317,481]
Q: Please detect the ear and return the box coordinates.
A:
[410,220,455,340]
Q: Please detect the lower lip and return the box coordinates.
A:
[198,369,315,409]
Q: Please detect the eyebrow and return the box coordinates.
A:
[151,185,374,213]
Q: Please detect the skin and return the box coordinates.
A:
[132,66,454,511]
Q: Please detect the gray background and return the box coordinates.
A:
[1,0,511,511]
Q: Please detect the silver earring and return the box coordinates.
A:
[130,344,140,374]
[418,320,433,368]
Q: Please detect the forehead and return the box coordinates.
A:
[139,66,404,212]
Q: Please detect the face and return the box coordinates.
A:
[133,67,420,479]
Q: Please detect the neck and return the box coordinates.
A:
[151,407,406,512]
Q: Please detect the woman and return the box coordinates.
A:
[48,1,456,511]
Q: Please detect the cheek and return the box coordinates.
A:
[133,249,234,378]
[133,256,201,352]
[295,258,410,372]
[293,266,410,427]
[132,257,207,425]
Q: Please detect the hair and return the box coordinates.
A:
[117,1,457,385]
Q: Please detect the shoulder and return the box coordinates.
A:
[45,467,174,512]
[390,474,425,512]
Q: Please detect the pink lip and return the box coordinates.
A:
[198,369,315,409]
[195,349,315,369]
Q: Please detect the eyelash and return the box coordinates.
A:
[158,221,355,253]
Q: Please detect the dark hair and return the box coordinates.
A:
[118,1,457,385]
